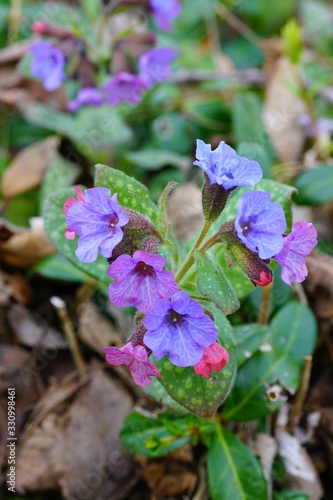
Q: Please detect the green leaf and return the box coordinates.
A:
[154,306,237,417]
[126,148,190,171]
[293,165,333,205]
[196,251,240,315]
[39,154,80,210]
[120,411,192,458]
[233,92,273,157]
[222,302,317,421]
[43,187,109,284]
[204,425,267,500]
[274,490,310,500]
[235,324,274,368]
[144,378,188,415]
[218,252,254,299]
[31,254,90,283]
[94,164,158,225]
[270,301,317,363]
[22,104,132,158]
[81,0,102,21]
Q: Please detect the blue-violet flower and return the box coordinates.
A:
[108,251,178,314]
[150,0,181,31]
[64,187,129,263]
[29,41,66,91]
[103,342,161,386]
[103,73,147,106]
[68,87,105,112]
[235,191,287,259]
[274,220,317,286]
[143,291,217,367]
[194,139,263,189]
[139,47,177,88]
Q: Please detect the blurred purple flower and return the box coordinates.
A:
[235,191,287,259]
[103,72,147,106]
[64,187,129,263]
[194,342,229,378]
[274,220,317,286]
[138,47,177,88]
[29,41,66,91]
[298,113,333,138]
[68,87,105,112]
[194,140,263,189]
[143,291,217,367]
[103,342,161,386]
[108,251,178,313]
[150,0,181,31]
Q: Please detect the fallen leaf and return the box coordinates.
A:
[275,427,324,500]
[77,301,121,353]
[305,252,333,324]
[2,136,59,198]
[8,303,68,349]
[15,366,134,499]
[249,433,277,481]
[263,57,306,162]
[0,222,55,268]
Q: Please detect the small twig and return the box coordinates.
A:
[258,282,273,325]
[289,355,313,429]
[294,282,309,307]
[50,296,87,378]
[215,3,263,50]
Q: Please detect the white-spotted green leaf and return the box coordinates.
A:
[196,251,240,315]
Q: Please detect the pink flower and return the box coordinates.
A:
[274,221,317,286]
[63,186,85,240]
[108,251,178,314]
[103,342,161,386]
[194,342,229,378]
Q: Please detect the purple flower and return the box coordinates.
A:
[194,140,263,189]
[103,72,147,106]
[150,0,181,31]
[103,342,161,386]
[138,47,177,88]
[65,187,129,263]
[63,186,85,240]
[29,41,66,91]
[274,221,317,286]
[235,191,287,259]
[68,87,105,112]
[143,291,217,367]
[108,251,178,313]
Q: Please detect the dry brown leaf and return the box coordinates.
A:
[0,224,55,268]
[275,427,324,500]
[139,456,197,497]
[0,345,43,469]
[2,136,59,198]
[77,301,121,353]
[304,252,333,323]
[8,303,68,349]
[167,182,203,242]
[0,39,32,65]
[263,57,306,162]
[15,366,134,499]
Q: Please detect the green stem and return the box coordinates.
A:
[175,222,211,283]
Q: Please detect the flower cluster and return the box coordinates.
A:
[64,185,229,387]
[63,139,317,388]
[28,3,180,109]
[194,139,317,286]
